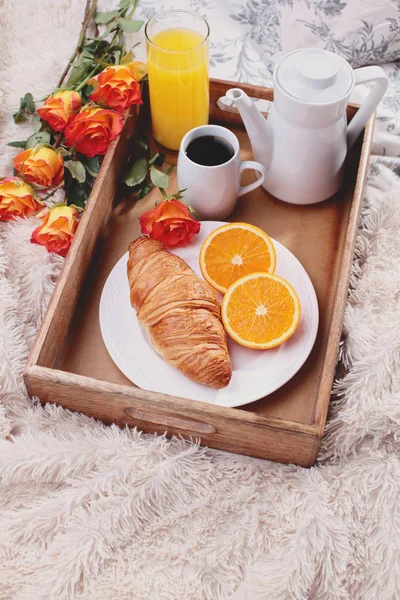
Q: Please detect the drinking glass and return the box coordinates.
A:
[145,10,210,150]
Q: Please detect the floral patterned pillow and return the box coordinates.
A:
[135,0,283,85]
[279,0,400,68]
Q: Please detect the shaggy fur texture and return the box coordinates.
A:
[1,1,400,599]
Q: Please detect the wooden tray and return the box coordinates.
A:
[24,79,375,466]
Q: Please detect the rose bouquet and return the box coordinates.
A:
[2,0,201,257]
[1,0,148,256]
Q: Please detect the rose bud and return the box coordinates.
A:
[37,90,82,132]
[31,204,79,257]
[14,146,64,188]
[88,62,146,113]
[140,199,200,248]
[64,106,124,158]
[0,177,42,221]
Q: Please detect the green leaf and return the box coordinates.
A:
[124,157,148,187]
[64,160,86,183]
[6,141,27,148]
[85,39,109,53]
[24,93,36,113]
[57,147,72,157]
[150,166,169,189]
[65,175,91,208]
[95,10,120,24]
[81,84,94,103]
[13,109,26,124]
[137,178,152,199]
[121,51,133,64]
[78,154,100,177]
[32,115,42,133]
[108,44,124,53]
[13,92,36,123]
[98,20,119,41]
[38,121,53,134]
[117,18,144,33]
[66,61,92,87]
[119,0,131,8]
[25,131,51,149]
[79,49,95,61]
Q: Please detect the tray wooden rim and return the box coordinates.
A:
[24,78,375,465]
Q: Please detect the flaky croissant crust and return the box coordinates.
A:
[128,236,232,389]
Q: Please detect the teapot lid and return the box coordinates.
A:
[276,48,353,103]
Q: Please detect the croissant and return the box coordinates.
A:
[127,236,232,389]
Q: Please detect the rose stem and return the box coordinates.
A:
[57,0,98,88]
[74,64,99,93]
[53,132,63,148]
[41,184,64,202]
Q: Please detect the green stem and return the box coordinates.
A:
[108,29,120,51]
[57,0,98,87]
[127,0,139,18]
[74,64,99,92]
[41,184,64,202]
[90,57,114,67]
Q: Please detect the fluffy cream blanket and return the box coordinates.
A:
[1,1,400,599]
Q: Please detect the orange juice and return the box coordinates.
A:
[147,27,209,150]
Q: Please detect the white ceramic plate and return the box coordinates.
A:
[100,221,319,408]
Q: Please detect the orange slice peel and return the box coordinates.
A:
[199,222,276,294]
[222,272,301,349]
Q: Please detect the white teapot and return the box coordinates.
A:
[226,48,388,205]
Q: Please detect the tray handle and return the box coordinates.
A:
[125,407,217,435]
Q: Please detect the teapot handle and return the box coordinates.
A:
[347,66,388,150]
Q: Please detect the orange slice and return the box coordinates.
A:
[222,273,301,349]
[199,223,276,294]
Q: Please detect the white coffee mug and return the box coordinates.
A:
[177,124,266,220]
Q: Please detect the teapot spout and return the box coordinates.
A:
[226,88,270,166]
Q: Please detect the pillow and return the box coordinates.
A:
[134,0,282,86]
[279,0,400,68]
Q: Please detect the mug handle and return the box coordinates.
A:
[238,161,267,197]
[347,66,388,150]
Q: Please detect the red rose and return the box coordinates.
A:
[64,106,124,158]
[140,199,200,248]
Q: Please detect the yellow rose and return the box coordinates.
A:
[14,146,64,188]
[31,204,79,257]
[88,62,146,112]
[37,90,82,132]
[0,177,42,221]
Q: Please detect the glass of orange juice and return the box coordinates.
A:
[145,10,210,151]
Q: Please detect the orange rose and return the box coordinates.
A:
[31,204,79,257]
[64,106,124,158]
[14,146,64,188]
[37,90,82,132]
[0,177,42,221]
[88,62,146,112]
[140,199,200,248]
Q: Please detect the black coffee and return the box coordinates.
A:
[186,135,234,166]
